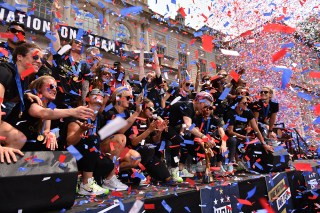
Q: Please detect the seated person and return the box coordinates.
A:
[194,104,237,174]
[62,89,122,195]
[14,76,94,151]
[127,98,171,183]
[0,43,43,161]
[252,87,279,139]
[226,96,274,157]
[101,86,142,181]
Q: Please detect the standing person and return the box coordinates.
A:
[14,76,94,151]
[139,41,163,110]
[63,89,116,195]
[0,43,43,151]
[161,77,193,108]
[194,104,237,174]
[164,92,216,181]
[253,87,279,139]
[0,21,26,63]
[50,2,91,108]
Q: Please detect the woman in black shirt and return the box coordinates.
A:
[15,76,94,151]
[226,96,274,154]
[0,43,43,160]
[253,87,279,139]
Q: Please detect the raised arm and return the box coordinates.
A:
[150,40,161,78]
[139,41,145,82]
[50,0,62,52]
[194,62,201,92]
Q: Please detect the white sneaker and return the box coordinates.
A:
[179,168,194,178]
[78,177,108,196]
[139,178,149,186]
[103,175,128,191]
[170,167,183,183]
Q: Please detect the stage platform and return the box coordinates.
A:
[67,169,320,213]
[0,152,319,213]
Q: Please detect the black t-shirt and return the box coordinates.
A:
[0,42,13,63]
[0,62,32,122]
[0,62,20,102]
[101,106,132,145]
[194,114,223,137]
[59,115,102,151]
[51,53,91,107]
[252,100,279,124]
[141,75,163,109]
[227,109,254,136]
[212,91,228,118]
[126,118,157,149]
[168,101,195,127]
[15,98,46,151]
[165,86,190,105]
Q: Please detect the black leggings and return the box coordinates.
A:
[75,139,114,184]
[136,146,170,181]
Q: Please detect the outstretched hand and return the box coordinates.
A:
[0,146,24,164]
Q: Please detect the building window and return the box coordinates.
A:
[178,52,188,70]
[157,45,166,55]
[156,45,166,64]
[178,42,187,52]
[75,10,99,35]
[198,59,207,74]
[154,33,166,43]
[111,23,131,44]
[28,0,52,20]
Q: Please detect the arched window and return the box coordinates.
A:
[28,0,52,20]
[111,23,131,44]
[75,10,99,35]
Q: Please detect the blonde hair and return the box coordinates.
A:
[29,76,56,94]
[110,86,132,105]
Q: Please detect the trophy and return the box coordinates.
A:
[202,143,214,183]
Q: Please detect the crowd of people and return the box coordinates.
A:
[0,20,278,196]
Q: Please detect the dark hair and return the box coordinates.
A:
[12,43,41,63]
[7,21,25,31]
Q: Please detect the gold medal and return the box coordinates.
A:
[73,76,78,81]
[37,135,45,141]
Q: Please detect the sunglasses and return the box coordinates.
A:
[204,106,214,110]
[260,91,269,94]
[74,40,83,45]
[240,102,248,105]
[186,83,191,87]
[122,96,132,101]
[9,28,25,36]
[145,106,155,112]
[49,84,57,90]
[32,55,43,62]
